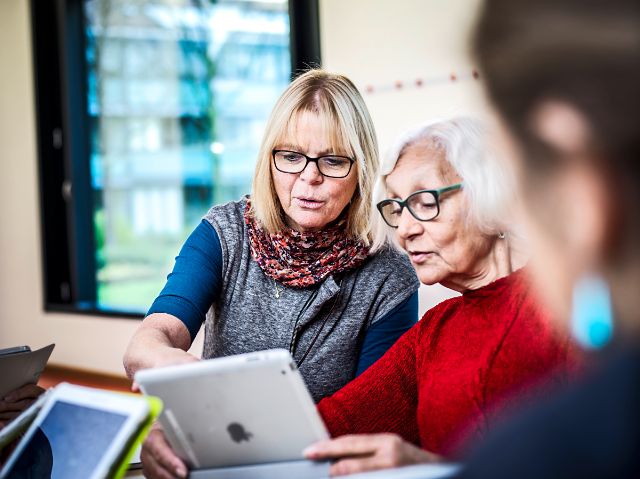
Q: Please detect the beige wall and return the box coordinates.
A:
[0,0,484,375]
[320,0,485,146]
[320,0,486,311]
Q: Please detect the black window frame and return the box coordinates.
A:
[30,0,321,318]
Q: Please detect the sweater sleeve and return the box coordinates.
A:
[317,320,422,445]
[146,220,223,341]
[355,291,419,376]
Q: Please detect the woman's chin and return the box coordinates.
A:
[287,211,335,232]
[288,218,326,232]
[416,269,445,286]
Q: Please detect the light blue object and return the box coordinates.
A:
[571,275,614,349]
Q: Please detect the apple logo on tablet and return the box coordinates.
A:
[227,423,253,443]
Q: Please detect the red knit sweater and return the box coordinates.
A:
[317,269,577,457]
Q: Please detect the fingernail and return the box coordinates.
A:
[303,445,317,457]
[175,465,187,478]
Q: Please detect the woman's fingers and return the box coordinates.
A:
[0,384,45,421]
[141,452,179,479]
[0,411,21,421]
[141,436,181,479]
[331,454,396,476]
[2,384,45,402]
[304,434,391,459]
[305,433,441,476]
[141,426,188,479]
[0,398,36,415]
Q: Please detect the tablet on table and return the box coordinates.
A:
[135,349,329,470]
[0,383,154,479]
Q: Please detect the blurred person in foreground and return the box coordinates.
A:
[304,118,578,476]
[456,0,640,477]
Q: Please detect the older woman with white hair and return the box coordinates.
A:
[304,117,577,475]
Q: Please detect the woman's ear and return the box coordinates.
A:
[530,101,611,272]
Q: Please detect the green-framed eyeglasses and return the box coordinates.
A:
[376,183,463,228]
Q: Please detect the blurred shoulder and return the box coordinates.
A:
[459,347,640,479]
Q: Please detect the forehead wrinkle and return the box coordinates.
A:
[411,141,460,182]
[423,138,462,185]
[277,110,350,156]
[435,153,460,185]
[385,143,456,197]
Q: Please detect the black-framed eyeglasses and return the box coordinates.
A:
[376,183,463,228]
[272,149,355,178]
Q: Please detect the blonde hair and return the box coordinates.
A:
[250,69,379,244]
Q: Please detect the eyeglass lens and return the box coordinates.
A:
[380,191,439,226]
[274,151,352,177]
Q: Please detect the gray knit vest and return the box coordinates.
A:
[202,199,419,402]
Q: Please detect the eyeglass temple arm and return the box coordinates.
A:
[436,183,463,195]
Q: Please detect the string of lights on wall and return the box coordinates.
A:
[361,69,480,95]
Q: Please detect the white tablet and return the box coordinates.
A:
[0,343,55,398]
[134,349,329,469]
[0,383,150,479]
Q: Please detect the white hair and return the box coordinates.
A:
[371,117,522,252]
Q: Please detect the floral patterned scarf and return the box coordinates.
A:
[244,199,370,288]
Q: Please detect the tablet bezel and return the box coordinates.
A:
[0,383,149,479]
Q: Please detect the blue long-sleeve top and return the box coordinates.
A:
[148,220,419,375]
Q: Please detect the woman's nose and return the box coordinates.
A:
[396,208,423,240]
[299,160,323,183]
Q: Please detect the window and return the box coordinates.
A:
[31,0,320,316]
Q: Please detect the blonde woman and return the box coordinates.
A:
[123,69,419,479]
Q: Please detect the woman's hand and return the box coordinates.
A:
[130,348,199,392]
[141,423,188,479]
[149,348,200,369]
[304,433,442,477]
[130,349,199,392]
[0,384,45,429]
[123,313,197,387]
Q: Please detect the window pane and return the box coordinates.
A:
[84,0,291,312]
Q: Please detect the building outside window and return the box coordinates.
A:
[83,0,291,312]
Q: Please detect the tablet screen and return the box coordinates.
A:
[4,400,128,479]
